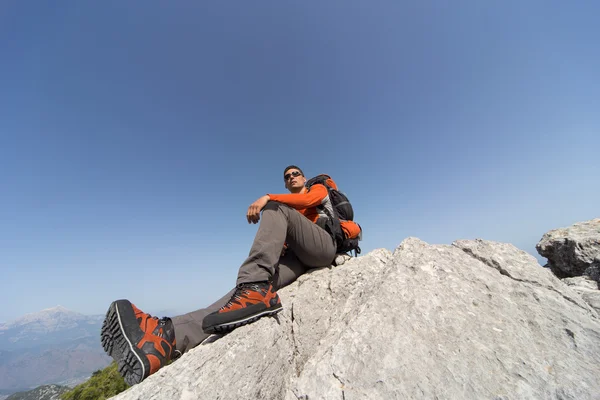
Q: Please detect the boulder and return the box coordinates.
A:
[111,237,600,400]
[536,218,600,280]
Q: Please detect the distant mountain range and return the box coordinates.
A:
[0,306,104,351]
[5,384,70,400]
[0,306,111,396]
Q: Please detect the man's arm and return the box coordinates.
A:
[246,184,328,224]
[247,195,270,224]
[267,185,328,209]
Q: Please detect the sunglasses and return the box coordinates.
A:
[284,171,303,181]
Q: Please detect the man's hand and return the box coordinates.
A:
[247,195,270,224]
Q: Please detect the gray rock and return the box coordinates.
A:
[112,239,600,400]
[585,260,600,282]
[536,218,600,280]
[563,277,600,314]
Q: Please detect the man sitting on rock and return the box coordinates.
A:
[101,165,349,386]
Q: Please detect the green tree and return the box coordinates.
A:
[61,362,128,400]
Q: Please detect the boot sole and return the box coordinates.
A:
[203,303,283,334]
[101,300,149,386]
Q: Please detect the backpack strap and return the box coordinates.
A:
[306,174,345,252]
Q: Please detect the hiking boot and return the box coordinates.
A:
[101,299,178,386]
[202,282,282,334]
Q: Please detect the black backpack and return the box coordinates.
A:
[305,174,362,255]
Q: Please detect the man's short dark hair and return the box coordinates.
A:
[283,165,304,179]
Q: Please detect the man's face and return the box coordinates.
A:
[284,168,306,192]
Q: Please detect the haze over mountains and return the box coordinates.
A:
[0,306,111,396]
[0,306,101,349]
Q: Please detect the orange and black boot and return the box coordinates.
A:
[202,282,282,334]
[101,300,178,386]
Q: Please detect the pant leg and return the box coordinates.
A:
[171,288,235,354]
[171,251,310,354]
[272,250,309,290]
[236,201,336,285]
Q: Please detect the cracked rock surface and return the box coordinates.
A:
[112,239,600,400]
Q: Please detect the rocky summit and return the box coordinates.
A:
[112,221,600,400]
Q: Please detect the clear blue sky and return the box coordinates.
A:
[1,1,598,322]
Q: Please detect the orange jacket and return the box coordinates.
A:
[267,185,327,223]
[267,184,361,240]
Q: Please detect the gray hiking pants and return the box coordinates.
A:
[171,201,336,353]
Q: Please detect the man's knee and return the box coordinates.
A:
[264,200,295,214]
[264,200,282,211]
